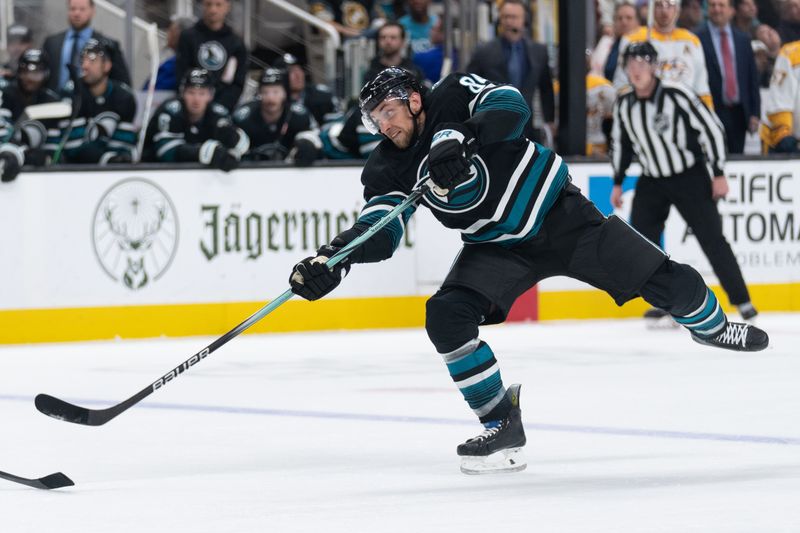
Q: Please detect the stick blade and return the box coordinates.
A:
[35,394,97,425]
[37,472,75,490]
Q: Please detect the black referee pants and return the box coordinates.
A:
[629,165,751,306]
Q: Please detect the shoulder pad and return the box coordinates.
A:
[211,103,229,116]
[165,99,182,114]
[672,28,701,45]
[234,105,251,121]
[779,41,800,66]
[290,102,308,115]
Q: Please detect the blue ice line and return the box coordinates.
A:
[3,394,799,446]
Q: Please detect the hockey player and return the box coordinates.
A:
[233,67,319,165]
[762,40,800,152]
[51,38,138,164]
[586,71,616,156]
[286,67,769,475]
[613,0,714,109]
[142,68,249,171]
[0,48,61,181]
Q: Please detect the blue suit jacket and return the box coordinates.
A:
[697,23,760,123]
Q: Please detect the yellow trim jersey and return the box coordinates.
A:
[586,73,616,155]
[613,27,714,110]
[762,41,800,148]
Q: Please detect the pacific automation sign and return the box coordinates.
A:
[582,161,800,283]
[92,178,180,290]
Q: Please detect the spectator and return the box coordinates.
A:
[466,0,556,140]
[145,15,196,91]
[398,0,438,54]
[142,68,248,170]
[233,68,320,166]
[762,40,800,152]
[733,0,760,37]
[413,16,458,84]
[0,49,62,181]
[275,53,340,126]
[1,24,34,79]
[678,0,705,30]
[613,0,714,110]
[604,2,641,82]
[43,0,131,92]
[176,0,249,111]
[778,0,800,44]
[50,38,138,164]
[363,22,426,86]
[697,0,761,153]
[586,70,615,156]
[309,0,375,39]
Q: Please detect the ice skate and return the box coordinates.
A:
[457,384,527,475]
[691,321,769,352]
[644,307,679,329]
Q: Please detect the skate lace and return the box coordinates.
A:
[473,426,501,441]
[716,323,749,347]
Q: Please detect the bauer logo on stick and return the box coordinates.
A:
[92,178,179,290]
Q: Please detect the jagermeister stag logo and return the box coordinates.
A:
[92,178,179,289]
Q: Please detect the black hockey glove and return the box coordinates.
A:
[216,124,241,149]
[0,144,25,183]
[775,135,800,153]
[289,245,351,301]
[290,138,319,167]
[427,123,476,195]
[200,140,239,172]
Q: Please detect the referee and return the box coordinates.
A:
[609,41,757,322]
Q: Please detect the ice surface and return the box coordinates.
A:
[1,314,798,532]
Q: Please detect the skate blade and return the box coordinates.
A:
[460,447,527,475]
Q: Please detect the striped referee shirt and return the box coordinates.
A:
[610,78,727,185]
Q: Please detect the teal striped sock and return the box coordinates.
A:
[441,339,508,423]
[672,287,727,338]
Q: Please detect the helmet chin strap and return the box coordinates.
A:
[405,99,424,147]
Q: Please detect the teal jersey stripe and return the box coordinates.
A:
[446,343,494,376]
[467,149,553,243]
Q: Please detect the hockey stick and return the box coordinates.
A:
[0,469,74,490]
[51,64,83,165]
[35,184,430,426]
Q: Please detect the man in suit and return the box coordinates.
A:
[465,0,555,141]
[697,0,760,153]
[42,0,131,92]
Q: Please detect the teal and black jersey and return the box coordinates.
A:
[0,77,60,148]
[319,105,381,160]
[348,72,570,263]
[49,79,138,163]
[233,100,316,161]
[142,98,248,163]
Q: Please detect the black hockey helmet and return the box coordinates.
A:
[623,41,658,66]
[81,37,113,60]
[359,67,422,135]
[181,68,213,92]
[274,53,300,69]
[18,48,48,75]
[259,67,286,88]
